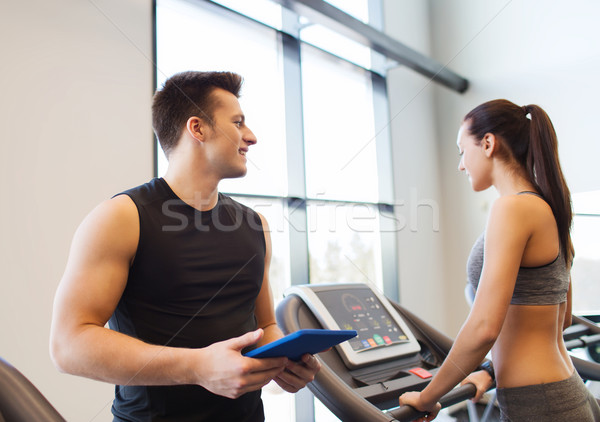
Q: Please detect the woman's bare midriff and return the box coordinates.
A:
[492,301,574,388]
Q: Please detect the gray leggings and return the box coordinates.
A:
[496,371,600,421]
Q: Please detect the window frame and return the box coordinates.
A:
[152,1,398,420]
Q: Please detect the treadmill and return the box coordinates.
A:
[276,283,600,422]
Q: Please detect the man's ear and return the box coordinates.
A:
[482,133,496,158]
[186,116,207,142]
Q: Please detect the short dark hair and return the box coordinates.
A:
[152,71,243,156]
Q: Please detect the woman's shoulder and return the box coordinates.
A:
[488,193,554,231]
[489,194,528,217]
[492,192,551,214]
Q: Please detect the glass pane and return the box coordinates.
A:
[263,380,295,421]
[325,0,370,23]
[299,0,374,68]
[307,202,383,290]
[300,24,372,69]
[573,190,600,214]
[230,196,291,303]
[230,196,293,420]
[156,0,287,196]
[314,396,342,421]
[301,45,379,202]
[211,0,282,30]
[571,214,600,314]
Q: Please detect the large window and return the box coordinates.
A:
[571,190,600,314]
[301,45,379,202]
[155,0,287,196]
[155,1,393,420]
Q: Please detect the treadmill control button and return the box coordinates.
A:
[409,368,432,379]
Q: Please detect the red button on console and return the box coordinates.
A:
[409,368,433,379]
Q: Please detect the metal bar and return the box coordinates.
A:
[372,73,394,205]
[271,0,468,93]
[280,14,315,421]
[372,73,400,302]
[379,204,400,302]
[280,24,311,287]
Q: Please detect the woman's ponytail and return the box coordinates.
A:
[524,104,574,264]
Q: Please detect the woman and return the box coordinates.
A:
[399,99,600,421]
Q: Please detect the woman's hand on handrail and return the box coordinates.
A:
[460,370,494,402]
[398,391,442,421]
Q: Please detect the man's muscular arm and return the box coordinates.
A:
[50,196,286,399]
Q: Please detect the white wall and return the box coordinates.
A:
[385,0,600,336]
[383,0,459,334]
[431,0,600,335]
[430,0,600,193]
[0,1,153,420]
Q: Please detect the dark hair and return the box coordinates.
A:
[152,71,243,156]
[464,99,573,264]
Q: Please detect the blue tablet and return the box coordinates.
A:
[244,329,357,361]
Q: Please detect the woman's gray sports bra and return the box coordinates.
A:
[466,192,570,305]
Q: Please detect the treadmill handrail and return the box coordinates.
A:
[276,295,396,421]
[572,355,600,382]
[387,383,477,421]
[572,315,600,332]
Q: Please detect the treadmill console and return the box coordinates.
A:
[286,283,421,369]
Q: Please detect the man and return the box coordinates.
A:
[50,71,320,421]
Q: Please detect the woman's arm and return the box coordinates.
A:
[400,196,531,414]
[563,279,573,330]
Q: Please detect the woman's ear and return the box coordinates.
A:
[186,116,207,142]
[482,133,496,158]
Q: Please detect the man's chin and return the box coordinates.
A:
[222,170,247,180]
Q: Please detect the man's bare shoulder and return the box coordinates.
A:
[72,194,140,260]
[85,194,138,226]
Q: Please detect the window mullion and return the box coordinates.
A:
[280,28,310,286]
[371,73,399,302]
[280,17,315,422]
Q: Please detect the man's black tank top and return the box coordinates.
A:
[108,178,266,422]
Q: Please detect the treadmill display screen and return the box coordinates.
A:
[315,288,409,352]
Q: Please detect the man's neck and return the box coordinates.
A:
[163,162,220,211]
